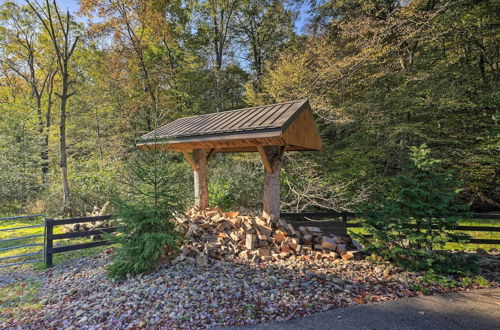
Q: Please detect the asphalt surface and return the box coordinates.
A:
[221,288,500,330]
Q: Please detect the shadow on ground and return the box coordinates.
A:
[220,288,500,330]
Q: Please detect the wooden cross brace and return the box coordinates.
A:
[257,146,285,173]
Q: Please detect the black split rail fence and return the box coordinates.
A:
[282,211,500,245]
[1,211,496,268]
[44,215,117,267]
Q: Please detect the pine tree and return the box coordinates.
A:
[107,146,187,280]
[356,145,472,273]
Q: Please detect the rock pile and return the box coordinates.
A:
[174,206,362,264]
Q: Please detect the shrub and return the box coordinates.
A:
[107,203,182,279]
[208,154,263,212]
[355,145,473,274]
[209,179,235,211]
[107,147,188,280]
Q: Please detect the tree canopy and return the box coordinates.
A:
[0,0,497,216]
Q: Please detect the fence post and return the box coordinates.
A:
[44,218,53,268]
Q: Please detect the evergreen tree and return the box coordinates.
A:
[107,146,188,280]
[356,145,472,273]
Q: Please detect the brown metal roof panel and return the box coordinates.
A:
[192,111,227,133]
[171,113,214,136]
[210,109,252,131]
[201,110,237,132]
[231,106,270,130]
[183,117,216,135]
[178,114,223,136]
[261,103,293,127]
[270,101,305,127]
[248,104,280,127]
[217,107,257,131]
[139,99,309,141]
[258,104,290,127]
[169,116,206,135]
[254,103,286,127]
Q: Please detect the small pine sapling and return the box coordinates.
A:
[107,146,187,280]
[355,144,473,273]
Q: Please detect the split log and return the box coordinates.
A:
[173,206,362,263]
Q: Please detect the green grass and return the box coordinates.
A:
[0,216,45,267]
[0,215,113,269]
[348,218,500,251]
[0,279,43,323]
[0,279,42,308]
[446,218,500,251]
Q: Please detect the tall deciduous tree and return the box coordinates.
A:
[80,0,191,132]
[235,0,296,93]
[0,2,57,184]
[197,0,240,111]
[28,0,79,213]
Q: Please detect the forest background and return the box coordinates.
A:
[0,0,498,217]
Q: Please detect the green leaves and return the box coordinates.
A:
[107,203,182,279]
[409,144,441,172]
[261,0,499,210]
[356,146,473,274]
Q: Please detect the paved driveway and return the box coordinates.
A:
[221,288,500,330]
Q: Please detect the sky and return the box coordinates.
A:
[51,0,79,12]
[295,2,311,34]
[11,0,311,34]
[12,0,80,12]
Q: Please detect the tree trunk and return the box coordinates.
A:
[193,149,209,209]
[60,82,70,213]
[263,163,281,219]
[259,146,284,219]
[28,0,78,215]
[34,95,49,184]
[42,72,55,182]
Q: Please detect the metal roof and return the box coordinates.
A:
[139,99,309,142]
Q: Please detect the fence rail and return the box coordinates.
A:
[0,224,44,232]
[0,214,45,221]
[44,215,116,267]
[0,215,45,268]
[344,222,500,231]
[0,243,44,252]
[282,212,500,245]
[2,211,498,269]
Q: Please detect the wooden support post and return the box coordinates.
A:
[258,146,284,219]
[193,149,209,209]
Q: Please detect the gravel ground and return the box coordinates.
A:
[1,250,498,329]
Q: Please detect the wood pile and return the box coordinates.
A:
[173,206,362,265]
[63,201,111,234]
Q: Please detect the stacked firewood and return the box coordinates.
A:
[173,206,362,265]
[62,201,111,233]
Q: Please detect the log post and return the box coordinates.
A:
[258,146,285,219]
[193,149,209,209]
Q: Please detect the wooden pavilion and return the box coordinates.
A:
[136,99,322,218]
